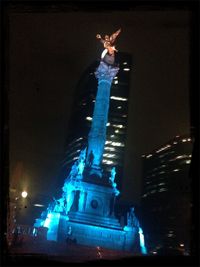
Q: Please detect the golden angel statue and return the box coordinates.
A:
[96,28,121,59]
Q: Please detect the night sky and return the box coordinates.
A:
[9,5,191,204]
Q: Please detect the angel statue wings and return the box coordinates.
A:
[96,28,121,60]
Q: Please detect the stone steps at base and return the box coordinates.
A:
[68,212,122,229]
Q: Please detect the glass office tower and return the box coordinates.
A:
[141,135,193,255]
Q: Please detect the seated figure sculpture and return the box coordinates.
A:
[109,167,120,196]
[77,148,86,176]
[127,207,140,228]
[109,167,116,184]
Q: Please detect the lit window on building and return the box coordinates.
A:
[173,169,180,172]
[158,188,167,192]
[115,130,119,133]
[182,139,187,142]
[102,159,114,165]
[103,153,115,158]
[150,190,156,194]
[123,62,127,65]
[73,157,78,160]
[146,154,152,159]
[114,76,118,79]
[123,68,130,71]
[117,106,122,109]
[156,144,171,153]
[110,96,128,101]
[142,194,147,198]
[116,130,123,135]
[185,160,191,164]
[105,140,112,144]
[104,146,115,152]
[114,80,118,84]
[112,124,125,129]
[70,137,83,145]
[159,171,165,174]
[106,122,110,126]
[177,155,186,159]
[170,155,189,161]
[167,233,174,238]
[86,116,92,121]
[158,182,165,186]
[122,114,127,117]
[65,149,80,158]
[110,142,125,147]
[173,141,178,144]
[152,167,158,171]
[110,135,115,138]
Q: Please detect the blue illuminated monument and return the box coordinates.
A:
[34,29,147,254]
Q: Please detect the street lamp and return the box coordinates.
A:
[21,191,28,198]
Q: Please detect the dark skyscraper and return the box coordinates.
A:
[140,134,193,255]
[60,52,132,189]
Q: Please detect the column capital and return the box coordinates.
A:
[95,61,119,83]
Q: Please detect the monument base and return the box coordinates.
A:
[34,181,139,252]
[57,214,137,251]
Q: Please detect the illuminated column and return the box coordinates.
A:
[78,191,87,212]
[87,61,119,176]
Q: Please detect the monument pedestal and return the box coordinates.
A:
[54,178,137,251]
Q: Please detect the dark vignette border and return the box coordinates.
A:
[0,0,199,266]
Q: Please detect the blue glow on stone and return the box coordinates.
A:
[138,227,143,235]
[78,191,85,211]
[44,213,52,228]
[109,167,120,196]
[138,227,147,254]
[99,79,112,85]
[123,226,129,231]
[45,212,61,241]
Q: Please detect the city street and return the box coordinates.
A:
[7,237,135,265]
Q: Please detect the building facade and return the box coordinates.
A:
[60,52,132,190]
[140,135,193,255]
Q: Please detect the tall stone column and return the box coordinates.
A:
[86,61,119,177]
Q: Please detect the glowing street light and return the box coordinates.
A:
[21,191,28,198]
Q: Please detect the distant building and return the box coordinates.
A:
[60,52,132,189]
[140,134,193,255]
